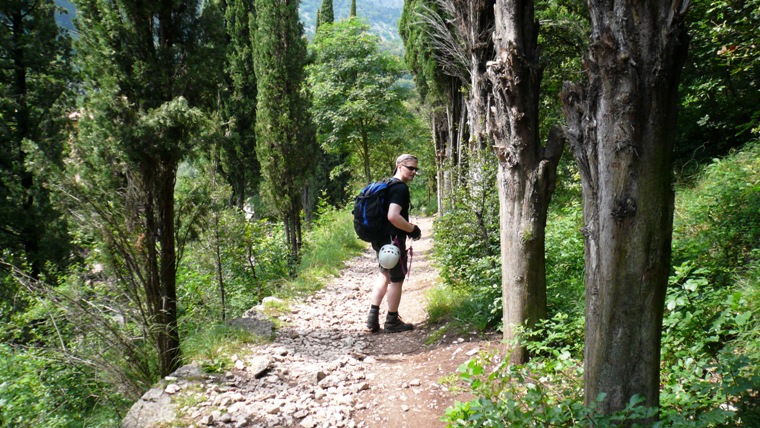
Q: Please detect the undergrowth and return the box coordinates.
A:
[182,201,365,372]
[438,140,760,426]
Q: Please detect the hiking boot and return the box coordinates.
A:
[366,308,380,333]
[384,314,414,333]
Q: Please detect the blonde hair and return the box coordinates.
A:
[395,154,418,165]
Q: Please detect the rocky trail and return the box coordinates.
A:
[124,216,500,428]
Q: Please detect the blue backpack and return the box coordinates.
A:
[352,178,402,242]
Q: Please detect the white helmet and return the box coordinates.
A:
[378,244,400,269]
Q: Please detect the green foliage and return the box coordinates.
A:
[440,140,760,426]
[675,0,760,169]
[299,198,365,275]
[659,262,760,426]
[425,283,466,325]
[544,197,584,315]
[426,283,496,333]
[443,352,658,427]
[432,153,501,330]
[0,344,127,427]
[444,305,758,427]
[0,0,75,282]
[17,260,161,397]
[177,206,290,328]
[522,312,585,361]
[398,0,460,103]
[673,140,760,278]
[307,18,405,183]
[181,324,262,374]
[217,0,260,208]
[535,0,589,143]
[317,0,334,28]
[73,0,227,377]
[254,0,317,259]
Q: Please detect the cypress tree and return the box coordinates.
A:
[317,0,334,28]
[0,0,74,333]
[0,0,73,280]
[219,0,259,209]
[254,0,317,263]
[72,0,224,377]
[350,0,357,17]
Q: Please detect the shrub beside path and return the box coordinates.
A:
[124,216,500,428]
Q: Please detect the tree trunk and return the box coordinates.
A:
[433,110,446,215]
[487,0,564,363]
[213,210,226,322]
[283,206,301,274]
[11,7,43,278]
[361,128,371,184]
[561,0,690,414]
[453,0,495,162]
[155,164,182,377]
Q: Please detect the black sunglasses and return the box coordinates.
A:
[402,165,419,172]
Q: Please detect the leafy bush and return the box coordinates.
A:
[523,311,585,361]
[426,281,500,333]
[544,198,585,315]
[673,141,760,279]
[0,345,127,428]
[180,324,262,373]
[177,207,290,330]
[441,141,760,426]
[431,151,502,329]
[659,262,760,426]
[298,198,366,279]
[442,352,658,427]
[432,200,501,329]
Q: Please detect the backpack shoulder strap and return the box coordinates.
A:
[385,177,403,187]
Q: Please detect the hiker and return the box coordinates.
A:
[366,154,422,333]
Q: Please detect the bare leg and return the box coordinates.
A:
[370,271,390,306]
[385,281,404,312]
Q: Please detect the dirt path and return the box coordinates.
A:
[125,216,500,428]
[300,215,499,427]
[351,216,491,427]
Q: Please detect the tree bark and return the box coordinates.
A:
[561,0,690,414]
[433,109,447,214]
[361,127,371,184]
[452,0,495,152]
[140,161,182,377]
[157,163,181,376]
[487,0,564,363]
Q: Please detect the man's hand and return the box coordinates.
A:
[409,225,422,240]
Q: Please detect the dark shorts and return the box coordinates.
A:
[372,237,407,283]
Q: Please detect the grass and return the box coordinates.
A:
[438,372,465,394]
[425,283,497,344]
[181,320,266,372]
[280,207,367,299]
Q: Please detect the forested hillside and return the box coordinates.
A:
[54,0,404,45]
[2,0,758,426]
[301,0,403,41]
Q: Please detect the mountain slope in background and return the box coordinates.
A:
[54,0,403,44]
[301,0,403,42]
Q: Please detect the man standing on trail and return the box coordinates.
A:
[366,154,422,333]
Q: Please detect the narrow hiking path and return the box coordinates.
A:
[124,216,501,428]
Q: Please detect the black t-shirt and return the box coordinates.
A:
[384,179,410,236]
